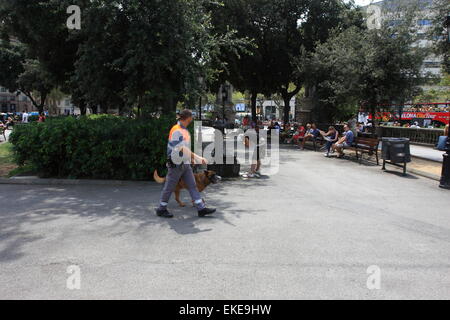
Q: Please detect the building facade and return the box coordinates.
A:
[234,97,297,121]
[0,86,33,113]
[365,0,444,76]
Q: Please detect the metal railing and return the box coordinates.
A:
[378,127,445,146]
[316,124,445,146]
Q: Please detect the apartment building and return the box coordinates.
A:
[365,0,444,76]
[0,86,33,113]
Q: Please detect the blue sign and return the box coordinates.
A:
[235,103,246,112]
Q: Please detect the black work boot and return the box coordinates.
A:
[156,207,174,218]
[198,208,216,217]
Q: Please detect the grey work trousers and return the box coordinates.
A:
[159,164,205,210]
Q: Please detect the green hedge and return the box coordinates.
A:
[9,115,180,180]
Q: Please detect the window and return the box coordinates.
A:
[424,62,441,69]
[388,20,401,27]
[10,95,16,101]
[418,19,432,26]
[0,87,7,93]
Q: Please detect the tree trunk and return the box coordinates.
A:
[283,96,291,124]
[160,95,177,115]
[23,91,43,114]
[251,91,257,123]
[37,91,48,114]
[280,85,301,124]
[79,101,87,116]
[100,102,108,114]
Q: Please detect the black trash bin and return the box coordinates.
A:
[381,138,411,176]
[205,140,241,178]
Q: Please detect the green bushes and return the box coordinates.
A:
[9,115,178,180]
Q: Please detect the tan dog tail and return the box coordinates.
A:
[154,170,166,184]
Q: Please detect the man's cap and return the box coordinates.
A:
[178,109,193,120]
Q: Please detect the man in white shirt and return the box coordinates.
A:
[22,110,29,123]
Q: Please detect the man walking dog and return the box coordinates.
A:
[156,110,216,218]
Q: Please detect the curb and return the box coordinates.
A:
[0,177,157,187]
[407,168,441,182]
[411,155,443,164]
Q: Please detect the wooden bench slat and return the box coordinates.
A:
[348,137,380,165]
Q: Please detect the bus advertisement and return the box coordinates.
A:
[362,103,450,126]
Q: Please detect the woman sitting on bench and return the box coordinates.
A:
[320,126,339,157]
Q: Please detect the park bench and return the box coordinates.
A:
[349,137,380,165]
[301,135,324,151]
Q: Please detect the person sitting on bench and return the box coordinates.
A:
[438,124,449,151]
[332,124,354,158]
[300,123,320,150]
[286,124,305,145]
[320,126,339,157]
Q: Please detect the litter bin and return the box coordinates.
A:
[381,138,411,176]
[207,159,240,178]
[205,140,241,178]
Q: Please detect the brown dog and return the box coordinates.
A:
[154,170,221,207]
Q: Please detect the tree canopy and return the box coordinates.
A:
[0,0,246,115]
[210,0,365,123]
[0,41,53,112]
[299,1,428,123]
[0,0,435,122]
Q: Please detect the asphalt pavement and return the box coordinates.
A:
[0,146,449,299]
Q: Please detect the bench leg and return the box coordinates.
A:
[375,151,379,166]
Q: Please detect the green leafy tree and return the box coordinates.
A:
[1,0,246,116]
[0,41,53,113]
[429,0,450,73]
[300,27,366,122]
[211,0,365,123]
[18,59,54,113]
[0,0,82,87]
[301,1,427,123]
[209,0,272,120]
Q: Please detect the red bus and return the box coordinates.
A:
[363,102,450,126]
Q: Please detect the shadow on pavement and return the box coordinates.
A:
[0,178,257,262]
[382,170,419,180]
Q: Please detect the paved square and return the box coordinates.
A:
[0,147,449,299]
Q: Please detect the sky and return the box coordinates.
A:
[352,0,377,6]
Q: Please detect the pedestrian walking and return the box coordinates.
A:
[156,109,216,218]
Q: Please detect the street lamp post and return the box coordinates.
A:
[439,14,450,189]
[199,96,202,121]
[197,77,204,160]
[222,84,229,121]
[198,77,204,122]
